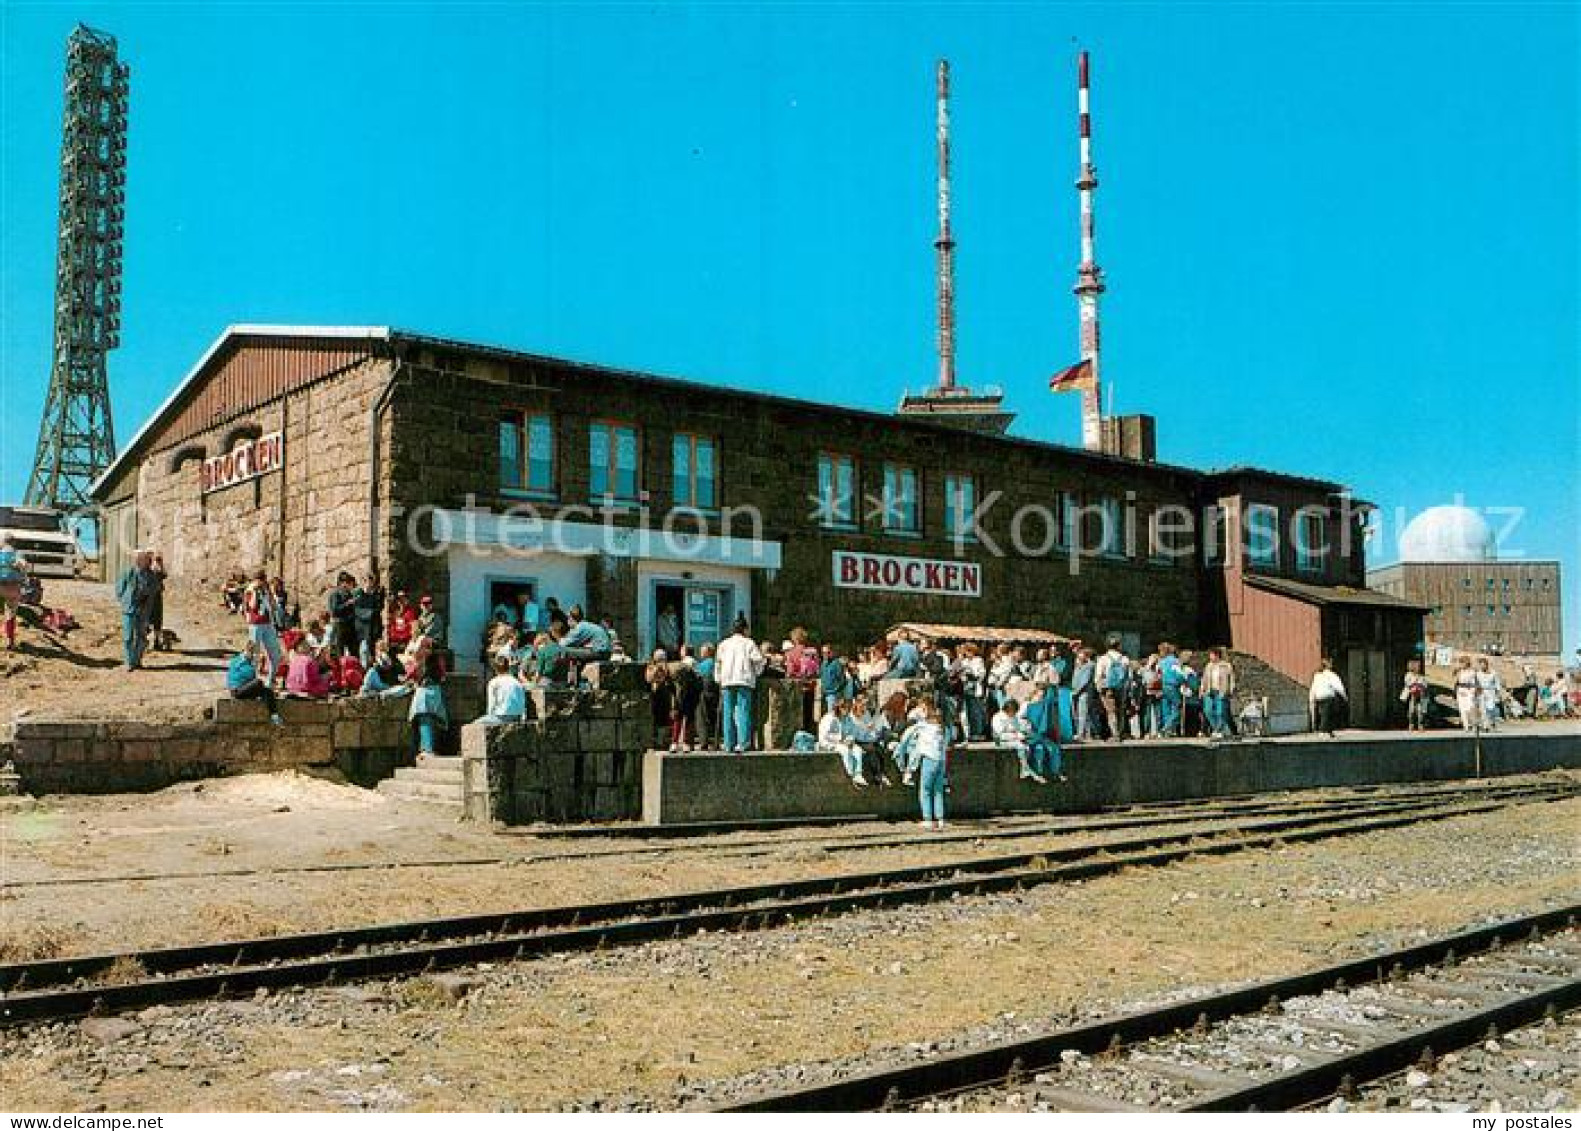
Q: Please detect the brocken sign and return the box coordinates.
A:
[201,432,283,494]
[832,550,981,598]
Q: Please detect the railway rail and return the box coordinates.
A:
[713,905,1581,1112]
[0,781,1574,1027]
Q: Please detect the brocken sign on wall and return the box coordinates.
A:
[201,432,283,494]
[832,550,981,598]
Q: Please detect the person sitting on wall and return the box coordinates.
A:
[561,605,613,665]
[227,640,285,727]
[817,698,868,788]
[542,597,566,634]
[848,695,894,786]
[361,640,408,696]
[1022,686,1069,780]
[336,648,365,698]
[527,629,569,687]
[991,697,1050,784]
[385,591,418,652]
[480,653,528,723]
[415,595,447,648]
[284,637,332,699]
[222,572,246,616]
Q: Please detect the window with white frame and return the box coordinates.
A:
[499,412,555,497]
[882,463,920,535]
[1245,504,1280,568]
[816,453,857,529]
[589,421,640,502]
[944,474,976,541]
[1295,509,1326,573]
[672,433,717,510]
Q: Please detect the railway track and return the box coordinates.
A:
[0,781,1573,1027]
[713,905,1581,1112]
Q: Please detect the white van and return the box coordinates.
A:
[0,505,83,578]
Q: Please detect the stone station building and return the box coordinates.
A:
[90,325,1425,724]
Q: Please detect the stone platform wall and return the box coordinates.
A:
[4,680,484,795]
[642,730,1581,825]
[462,679,655,824]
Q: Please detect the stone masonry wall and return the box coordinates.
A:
[462,674,652,824]
[382,348,1218,653]
[1,689,484,795]
[127,354,396,599]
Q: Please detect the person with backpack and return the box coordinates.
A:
[1094,637,1131,742]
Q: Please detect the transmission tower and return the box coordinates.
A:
[25,24,128,517]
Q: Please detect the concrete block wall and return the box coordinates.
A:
[461,687,651,824]
[641,731,1581,825]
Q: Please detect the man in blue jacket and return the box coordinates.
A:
[115,549,155,670]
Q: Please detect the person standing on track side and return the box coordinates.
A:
[897,703,949,829]
[1308,657,1347,737]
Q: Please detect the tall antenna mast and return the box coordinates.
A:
[26,24,128,523]
[897,59,1012,433]
[1074,49,1105,451]
[934,58,957,392]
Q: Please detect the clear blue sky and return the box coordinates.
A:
[2,3,1576,652]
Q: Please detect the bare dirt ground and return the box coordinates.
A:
[7,769,1513,960]
[0,579,243,724]
[0,794,1575,1112]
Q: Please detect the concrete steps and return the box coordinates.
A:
[376,757,464,813]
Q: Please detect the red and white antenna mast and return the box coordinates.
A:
[935,58,957,392]
[1074,49,1106,451]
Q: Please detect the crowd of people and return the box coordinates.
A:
[1443,655,1577,730]
[198,560,1581,811]
[218,569,452,756]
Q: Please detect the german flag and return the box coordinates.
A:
[1049,358,1096,393]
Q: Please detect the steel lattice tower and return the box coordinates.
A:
[25,25,128,515]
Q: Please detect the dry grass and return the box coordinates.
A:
[86,955,149,986]
[0,923,79,962]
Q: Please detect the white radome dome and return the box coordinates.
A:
[1398,505,1497,563]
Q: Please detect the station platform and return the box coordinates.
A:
[639,725,1581,825]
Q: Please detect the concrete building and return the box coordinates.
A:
[1368,506,1562,656]
[91,325,1425,722]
